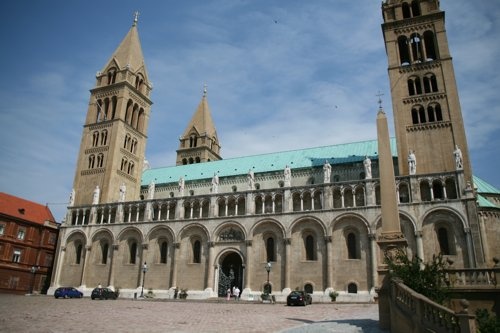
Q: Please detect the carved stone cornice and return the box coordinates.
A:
[402,93,446,105]
[406,121,451,132]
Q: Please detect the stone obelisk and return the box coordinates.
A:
[376,104,407,329]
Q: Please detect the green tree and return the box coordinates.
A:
[385,249,450,305]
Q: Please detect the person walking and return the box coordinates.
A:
[234,286,240,301]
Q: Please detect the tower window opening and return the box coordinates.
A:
[411,1,421,17]
[423,31,437,60]
[398,36,411,65]
[402,2,411,19]
[410,33,423,63]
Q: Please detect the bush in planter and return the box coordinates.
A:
[329,291,339,301]
[179,288,188,299]
[261,292,270,301]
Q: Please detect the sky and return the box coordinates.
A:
[1,0,499,222]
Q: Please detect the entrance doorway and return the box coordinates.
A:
[217,252,243,297]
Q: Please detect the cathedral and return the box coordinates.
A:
[48,1,500,301]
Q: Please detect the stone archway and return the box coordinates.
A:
[217,252,243,297]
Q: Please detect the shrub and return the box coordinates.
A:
[476,309,500,333]
[385,249,450,305]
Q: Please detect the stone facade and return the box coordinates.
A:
[48,2,500,301]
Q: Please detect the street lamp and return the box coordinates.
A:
[29,266,40,294]
[140,262,148,298]
[265,262,272,294]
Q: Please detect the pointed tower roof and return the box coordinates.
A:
[181,87,218,140]
[101,13,149,78]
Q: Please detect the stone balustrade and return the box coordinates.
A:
[390,279,476,333]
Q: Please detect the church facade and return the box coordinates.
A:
[48,1,500,301]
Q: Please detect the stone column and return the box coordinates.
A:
[369,234,378,291]
[79,245,92,288]
[206,241,215,293]
[244,240,252,291]
[171,242,180,288]
[284,238,291,289]
[325,236,333,289]
[108,244,118,288]
[246,193,254,215]
[464,228,475,267]
[53,245,67,288]
[415,231,424,265]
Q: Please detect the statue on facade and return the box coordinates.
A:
[69,188,75,207]
[247,169,255,190]
[148,180,155,200]
[119,183,126,202]
[408,150,417,175]
[363,156,372,179]
[92,185,100,205]
[143,158,151,171]
[284,165,291,187]
[453,145,463,170]
[211,173,219,193]
[323,160,332,183]
[178,177,185,196]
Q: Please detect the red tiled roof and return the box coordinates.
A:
[0,192,56,225]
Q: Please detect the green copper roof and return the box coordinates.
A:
[477,194,499,209]
[142,138,397,185]
[473,175,500,194]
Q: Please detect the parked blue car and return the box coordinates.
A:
[54,287,83,299]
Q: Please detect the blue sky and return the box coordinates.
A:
[1,0,499,222]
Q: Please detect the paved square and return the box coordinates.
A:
[0,295,386,332]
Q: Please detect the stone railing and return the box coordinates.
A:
[445,268,498,288]
[390,279,476,333]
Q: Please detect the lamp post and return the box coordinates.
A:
[29,266,39,294]
[265,262,272,294]
[140,262,148,298]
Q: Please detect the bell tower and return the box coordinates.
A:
[176,87,222,165]
[71,13,153,206]
[381,0,472,181]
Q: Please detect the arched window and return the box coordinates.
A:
[189,157,194,164]
[333,188,342,208]
[411,108,419,125]
[195,157,200,163]
[423,74,439,94]
[97,153,104,168]
[399,183,410,203]
[411,1,421,16]
[398,36,411,65]
[107,68,117,85]
[128,161,135,175]
[129,242,137,264]
[304,283,313,294]
[266,237,275,262]
[432,179,444,200]
[305,235,315,261]
[101,243,109,264]
[427,103,443,122]
[423,31,437,60]
[193,240,201,263]
[348,283,358,294]
[125,100,133,125]
[189,135,197,148]
[355,187,365,207]
[121,157,128,172]
[88,155,95,169]
[419,106,427,123]
[420,181,432,201]
[445,178,458,199]
[347,232,359,259]
[160,241,168,264]
[75,243,83,264]
[93,131,99,147]
[344,188,354,207]
[402,2,411,19]
[182,158,187,165]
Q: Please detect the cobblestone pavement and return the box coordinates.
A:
[0,294,388,333]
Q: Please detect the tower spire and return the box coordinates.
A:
[133,11,139,27]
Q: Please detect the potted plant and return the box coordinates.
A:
[329,291,339,302]
[179,288,188,299]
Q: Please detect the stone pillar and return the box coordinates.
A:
[79,245,92,288]
[211,196,218,217]
[284,189,291,212]
[415,231,424,261]
[325,236,333,289]
[244,240,252,291]
[366,181,376,206]
[246,193,254,215]
[369,234,378,291]
[410,176,420,203]
[206,241,215,293]
[53,245,67,288]
[284,238,291,289]
[464,228,475,268]
[178,199,184,219]
[108,244,118,288]
[171,242,180,288]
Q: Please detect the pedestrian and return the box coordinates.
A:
[226,288,231,301]
[234,286,240,301]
